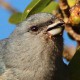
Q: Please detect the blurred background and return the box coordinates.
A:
[0,0,78,64]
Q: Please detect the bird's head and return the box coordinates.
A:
[7,12,65,63]
[9,13,65,59]
[6,13,65,79]
[16,13,64,38]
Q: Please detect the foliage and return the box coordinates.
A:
[67,0,77,7]
[9,12,22,24]
[9,0,58,24]
[68,48,80,80]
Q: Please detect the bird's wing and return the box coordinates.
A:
[0,38,8,49]
[0,38,8,74]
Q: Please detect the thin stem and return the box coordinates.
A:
[0,0,18,13]
[59,0,70,19]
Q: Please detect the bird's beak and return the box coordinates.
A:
[47,20,64,38]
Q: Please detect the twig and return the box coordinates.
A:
[63,45,76,61]
[65,24,80,41]
[0,0,18,13]
[59,0,70,19]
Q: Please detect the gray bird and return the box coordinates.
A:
[0,13,67,80]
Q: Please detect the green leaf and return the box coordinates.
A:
[68,48,80,80]
[9,0,59,24]
[42,1,58,13]
[21,0,40,21]
[67,0,77,7]
[21,0,52,21]
[9,12,22,24]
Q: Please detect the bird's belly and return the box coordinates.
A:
[4,50,56,80]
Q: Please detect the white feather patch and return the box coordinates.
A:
[48,27,62,35]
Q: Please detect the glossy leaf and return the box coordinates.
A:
[21,0,40,21]
[67,0,77,7]
[9,12,22,24]
[21,0,52,20]
[9,0,58,24]
[68,48,80,80]
[42,1,58,13]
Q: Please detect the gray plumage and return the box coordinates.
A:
[0,13,67,80]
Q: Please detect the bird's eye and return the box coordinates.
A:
[30,26,39,32]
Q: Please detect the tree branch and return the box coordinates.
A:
[0,0,18,13]
[59,0,70,20]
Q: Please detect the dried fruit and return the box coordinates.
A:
[69,3,80,26]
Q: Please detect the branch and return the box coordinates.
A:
[63,45,76,61]
[65,24,80,41]
[59,0,70,21]
[0,0,18,13]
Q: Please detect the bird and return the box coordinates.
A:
[0,13,67,80]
